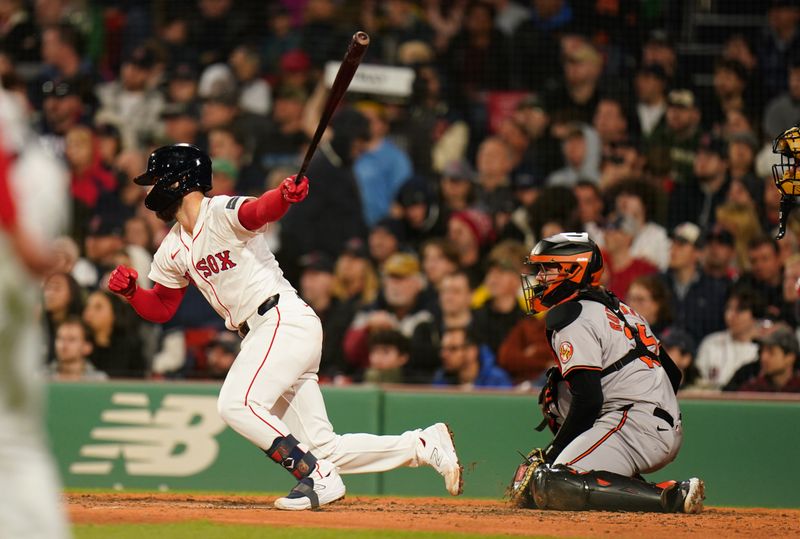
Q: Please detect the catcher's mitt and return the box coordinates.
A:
[508,448,546,508]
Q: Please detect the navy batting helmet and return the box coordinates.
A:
[133,144,212,212]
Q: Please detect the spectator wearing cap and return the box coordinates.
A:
[368,218,406,271]
[762,55,800,140]
[694,287,764,390]
[275,49,313,96]
[659,327,700,389]
[704,58,753,133]
[668,133,732,231]
[738,325,800,392]
[602,215,658,302]
[279,108,371,284]
[344,252,437,381]
[37,77,91,158]
[635,63,669,139]
[757,0,800,103]
[365,329,411,384]
[613,180,670,271]
[353,101,413,227]
[161,101,201,146]
[471,240,528,357]
[703,226,738,281]
[598,138,645,191]
[544,40,606,126]
[660,222,729,343]
[439,159,477,214]
[257,85,310,173]
[395,180,446,253]
[198,332,241,380]
[298,252,355,380]
[737,236,792,323]
[546,123,601,187]
[641,29,684,87]
[228,44,271,116]
[433,326,512,389]
[512,94,562,177]
[448,208,494,288]
[165,62,200,105]
[95,45,166,151]
[647,89,701,185]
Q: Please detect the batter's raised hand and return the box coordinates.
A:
[108,265,139,299]
[281,175,309,203]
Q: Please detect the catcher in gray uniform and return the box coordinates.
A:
[509,233,706,513]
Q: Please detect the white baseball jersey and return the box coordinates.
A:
[0,88,71,539]
[149,195,296,330]
[550,299,679,420]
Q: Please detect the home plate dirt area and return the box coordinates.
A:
[67,492,800,538]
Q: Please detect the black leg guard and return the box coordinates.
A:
[265,435,318,479]
[531,464,678,513]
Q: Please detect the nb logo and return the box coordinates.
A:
[70,393,226,477]
[431,448,443,468]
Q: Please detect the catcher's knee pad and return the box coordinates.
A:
[531,465,668,512]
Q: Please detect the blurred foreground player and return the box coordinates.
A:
[0,89,71,537]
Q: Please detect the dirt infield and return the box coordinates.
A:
[67,492,800,538]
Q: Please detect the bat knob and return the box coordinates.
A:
[354,31,370,46]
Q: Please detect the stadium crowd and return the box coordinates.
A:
[21,0,800,393]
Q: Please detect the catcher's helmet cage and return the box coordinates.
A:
[521,232,603,314]
[773,125,800,196]
[134,143,212,212]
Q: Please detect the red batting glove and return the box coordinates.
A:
[108,265,139,299]
[280,175,309,203]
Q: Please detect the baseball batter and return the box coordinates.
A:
[109,144,462,510]
[510,233,705,513]
[0,88,71,538]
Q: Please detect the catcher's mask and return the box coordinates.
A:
[133,143,212,212]
[773,125,800,196]
[521,232,603,314]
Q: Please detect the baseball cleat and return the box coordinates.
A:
[418,423,463,496]
[274,459,346,510]
[679,477,706,514]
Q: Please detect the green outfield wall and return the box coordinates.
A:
[46,382,800,507]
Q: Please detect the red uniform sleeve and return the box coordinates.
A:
[238,188,290,231]
[128,283,187,323]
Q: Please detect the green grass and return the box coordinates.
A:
[73,522,552,539]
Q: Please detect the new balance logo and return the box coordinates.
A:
[431,448,443,468]
[70,393,226,477]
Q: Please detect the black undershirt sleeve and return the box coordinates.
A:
[543,368,604,463]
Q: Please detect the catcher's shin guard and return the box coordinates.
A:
[265,435,318,479]
[531,464,685,513]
